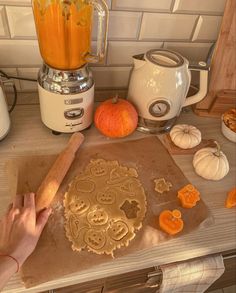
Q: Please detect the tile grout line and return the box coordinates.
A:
[2,5,11,38]
[137,11,144,41]
[1,3,225,16]
[170,0,177,13]
[190,15,201,42]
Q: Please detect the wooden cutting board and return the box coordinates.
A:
[194,0,236,116]
[8,137,211,288]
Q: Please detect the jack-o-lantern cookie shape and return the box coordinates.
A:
[86,159,118,177]
[108,220,129,241]
[159,209,184,235]
[96,188,116,205]
[64,158,147,257]
[67,196,91,215]
[84,229,107,252]
[87,207,109,226]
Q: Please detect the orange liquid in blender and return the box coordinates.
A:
[33,0,93,70]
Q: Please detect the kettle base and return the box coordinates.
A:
[137,116,177,134]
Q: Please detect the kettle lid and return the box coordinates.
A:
[146,49,185,68]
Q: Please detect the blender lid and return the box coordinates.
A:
[146,49,185,68]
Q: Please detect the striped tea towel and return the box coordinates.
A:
[159,254,225,293]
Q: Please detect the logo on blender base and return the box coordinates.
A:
[64,98,83,105]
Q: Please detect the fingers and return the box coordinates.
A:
[10,208,20,218]
[10,193,36,220]
[24,193,35,209]
[36,208,52,235]
[13,194,24,209]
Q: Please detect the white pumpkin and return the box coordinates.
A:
[193,141,229,180]
[170,124,201,149]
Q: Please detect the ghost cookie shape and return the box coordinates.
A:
[64,158,147,257]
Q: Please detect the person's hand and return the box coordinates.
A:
[0,193,51,267]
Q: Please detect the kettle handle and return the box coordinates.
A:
[183,61,209,107]
[85,0,109,64]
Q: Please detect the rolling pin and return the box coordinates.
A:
[35,132,84,212]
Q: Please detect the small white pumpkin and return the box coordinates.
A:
[193,141,229,180]
[170,124,201,149]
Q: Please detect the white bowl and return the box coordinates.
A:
[221,115,236,143]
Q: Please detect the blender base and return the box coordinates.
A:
[51,124,92,136]
[137,116,177,134]
[38,63,94,134]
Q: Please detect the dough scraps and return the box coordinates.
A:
[154,178,172,194]
[64,159,147,257]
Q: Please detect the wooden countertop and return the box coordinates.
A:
[1,104,236,293]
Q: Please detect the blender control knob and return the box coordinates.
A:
[64,108,84,120]
[148,100,170,117]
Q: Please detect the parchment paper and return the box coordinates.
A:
[7,136,212,288]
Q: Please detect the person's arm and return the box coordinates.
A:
[0,193,51,291]
[0,256,18,289]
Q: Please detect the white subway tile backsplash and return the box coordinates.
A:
[0,0,225,90]
[91,67,132,88]
[139,13,198,41]
[108,11,142,40]
[173,0,226,15]
[0,40,42,66]
[163,42,213,62]
[192,15,222,41]
[113,0,172,12]
[0,0,31,5]
[0,6,10,38]
[6,6,36,38]
[17,67,39,90]
[107,41,163,65]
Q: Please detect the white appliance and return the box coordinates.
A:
[0,81,10,140]
[32,0,109,134]
[127,49,209,133]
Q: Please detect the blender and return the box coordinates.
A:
[32,0,109,133]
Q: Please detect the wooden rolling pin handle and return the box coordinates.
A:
[35,132,84,213]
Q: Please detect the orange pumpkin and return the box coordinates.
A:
[159,209,184,235]
[225,187,236,208]
[178,184,200,208]
[94,96,138,138]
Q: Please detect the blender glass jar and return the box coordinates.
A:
[32,0,108,70]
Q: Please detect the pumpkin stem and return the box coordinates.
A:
[112,94,119,104]
[214,140,221,157]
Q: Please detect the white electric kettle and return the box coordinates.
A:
[127,49,209,133]
[0,80,11,140]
